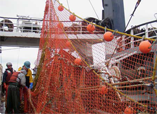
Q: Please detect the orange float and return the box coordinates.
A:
[139,40,151,53]
[66,41,71,48]
[74,58,82,65]
[69,14,76,22]
[103,31,114,41]
[99,85,108,94]
[124,107,133,114]
[58,5,64,11]
[57,22,64,29]
[87,24,95,33]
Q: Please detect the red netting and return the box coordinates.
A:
[27,0,157,113]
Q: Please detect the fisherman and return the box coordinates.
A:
[6,69,27,113]
[18,61,33,113]
[1,62,15,101]
[18,61,33,88]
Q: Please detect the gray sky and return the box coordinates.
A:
[0,0,157,71]
[1,0,157,25]
[0,47,38,71]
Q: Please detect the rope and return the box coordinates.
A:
[66,0,70,11]
[112,76,157,86]
[28,89,37,113]
[124,0,141,31]
[88,0,100,19]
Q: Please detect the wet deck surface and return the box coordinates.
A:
[0,101,5,113]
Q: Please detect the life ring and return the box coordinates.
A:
[0,19,14,32]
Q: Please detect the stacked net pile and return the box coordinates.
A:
[27,0,157,113]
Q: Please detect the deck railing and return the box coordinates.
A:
[0,16,43,33]
[0,16,104,34]
[116,20,157,52]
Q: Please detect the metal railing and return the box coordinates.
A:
[0,16,43,33]
[0,16,105,35]
[117,20,157,51]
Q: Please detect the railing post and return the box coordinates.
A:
[21,22,23,32]
[122,35,125,50]
[80,21,82,34]
[145,24,149,38]
[17,19,19,32]
[31,20,33,32]
[130,29,134,48]
[2,18,5,32]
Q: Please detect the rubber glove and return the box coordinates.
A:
[24,86,28,90]
[29,83,33,89]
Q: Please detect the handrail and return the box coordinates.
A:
[0,16,105,34]
[0,16,43,21]
[115,20,157,52]
[126,20,157,32]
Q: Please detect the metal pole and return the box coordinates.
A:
[124,0,141,32]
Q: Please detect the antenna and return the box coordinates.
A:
[102,0,125,32]
[124,0,141,32]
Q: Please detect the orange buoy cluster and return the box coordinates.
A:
[58,3,117,42]
[103,31,114,41]
[74,58,82,65]
[87,24,95,33]
[124,107,134,114]
[99,85,108,95]
[139,40,151,53]
[57,3,115,67]
[58,5,64,11]
[58,4,76,22]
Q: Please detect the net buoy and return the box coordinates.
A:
[99,85,108,94]
[124,107,133,114]
[74,58,82,65]
[87,24,95,33]
[58,5,64,11]
[139,40,151,53]
[66,41,71,48]
[103,31,114,41]
[57,22,64,29]
[69,14,76,22]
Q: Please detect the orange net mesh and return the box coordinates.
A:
[28,0,157,113]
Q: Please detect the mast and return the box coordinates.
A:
[102,0,125,32]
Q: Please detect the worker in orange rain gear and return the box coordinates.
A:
[2,62,15,102]
[18,61,33,113]
[6,70,27,113]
